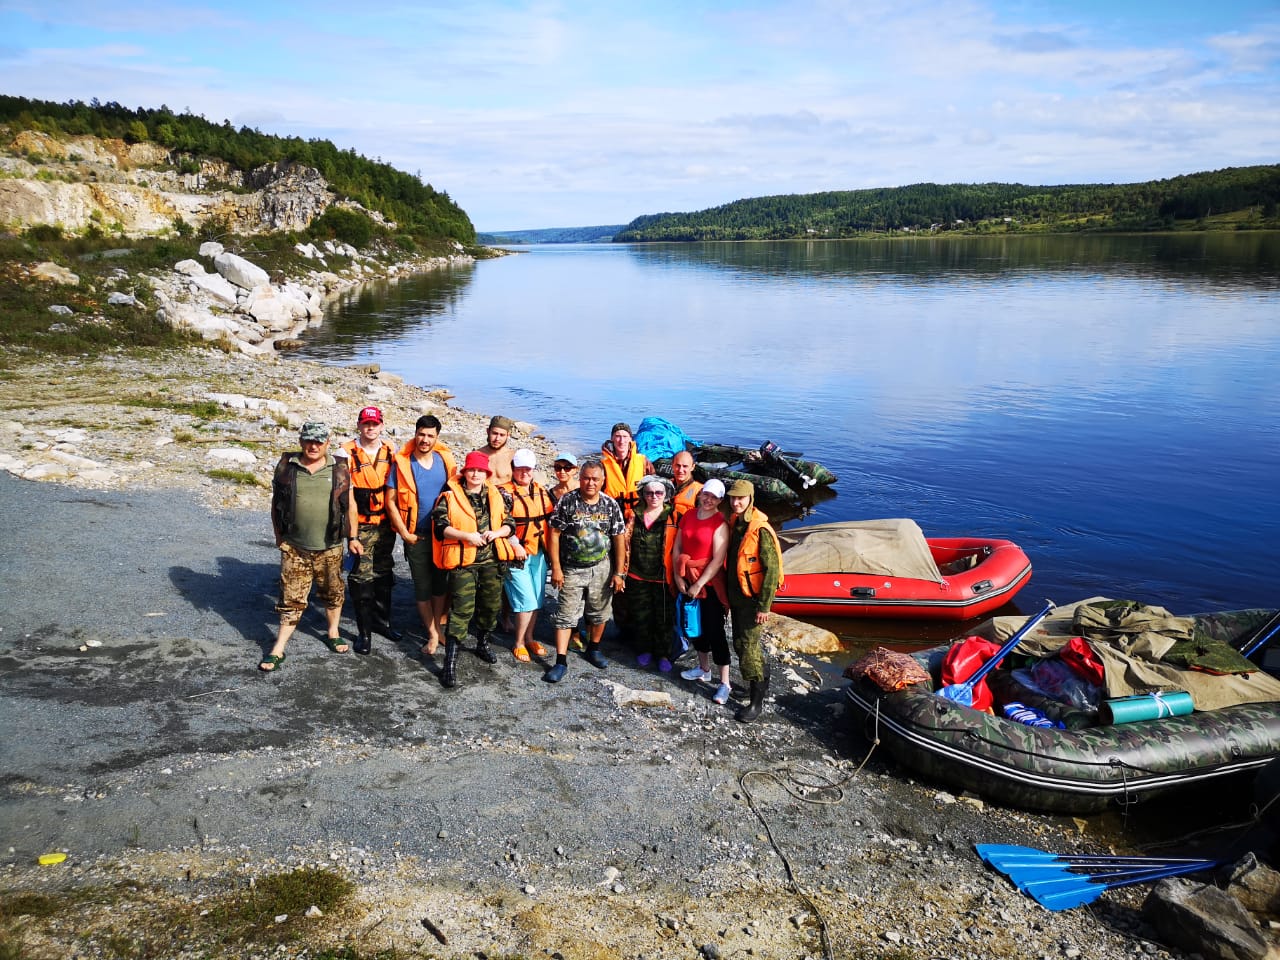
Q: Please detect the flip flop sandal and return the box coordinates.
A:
[527,640,548,657]
[513,645,531,663]
[259,654,286,672]
[324,636,350,653]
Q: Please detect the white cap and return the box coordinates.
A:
[701,478,726,499]
[512,448,537,469]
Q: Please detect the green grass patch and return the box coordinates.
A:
[199,867,354,946]
[205,468,263,486]
[121,396,224,418]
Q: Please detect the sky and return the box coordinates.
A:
[1,1,1278,231]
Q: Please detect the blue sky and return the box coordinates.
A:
[2,1,1277,230]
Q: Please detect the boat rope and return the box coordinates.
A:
[735,705,881,960]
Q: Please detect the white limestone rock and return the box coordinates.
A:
[48,305,73,316]
[213,252,270,290]
[32,261,80,285]
[187,271,239,306]
[199,241,225,258]
[208,447,257,465]
[22,462,74,480]
[174,259,206,276]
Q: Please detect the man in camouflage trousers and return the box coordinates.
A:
[724,479,783,722]
[342,405,401,653]
[261,421,361,671]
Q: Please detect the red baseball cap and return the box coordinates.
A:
[358,406,383,424]
[463,451,491,474]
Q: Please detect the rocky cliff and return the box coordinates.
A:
[0,128,378,237]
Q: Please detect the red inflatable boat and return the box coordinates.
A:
[772,519,1032,621]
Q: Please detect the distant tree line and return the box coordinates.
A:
[613,167,1280,242]
[0,94,475,244]
[477,225,624,244]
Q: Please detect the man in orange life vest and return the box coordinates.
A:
[385,415,456,658]
[341,405,400,654]
[724,479,783,723]
[431,451,516,688]
[600,422,651,521]
[670,449,702,520]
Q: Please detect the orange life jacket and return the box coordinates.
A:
[733,508,784,598]
[672,479,702,520]
[501,480,554,555]
[342,439,394,524]
[433,479,517,570]
[601,445,649,519]
[391,440,457,534]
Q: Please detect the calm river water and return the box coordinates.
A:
[297,234,1280,640]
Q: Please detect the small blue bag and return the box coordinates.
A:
[677,594,702,639]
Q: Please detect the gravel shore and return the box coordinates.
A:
[0,344,1214,959]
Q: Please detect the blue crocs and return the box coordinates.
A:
[585,647,609,669]
[543,663,568,683]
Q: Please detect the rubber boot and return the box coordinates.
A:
[473,632,498,664]
[735,677,769,723]
[350,577,372,655]
[373,575,402,642]
[441,639,459,688]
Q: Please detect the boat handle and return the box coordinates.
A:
[971,580,993,594]
[849,587,876,598]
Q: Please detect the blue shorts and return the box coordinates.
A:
[503,550,548,613]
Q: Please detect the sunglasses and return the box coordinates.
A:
[553,463,574,471]
[644,490,665,496]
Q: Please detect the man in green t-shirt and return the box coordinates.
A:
[261,421,360,671]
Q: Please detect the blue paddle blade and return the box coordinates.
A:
[1018,860,1219,911]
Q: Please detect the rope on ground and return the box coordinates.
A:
[737,709,880,960]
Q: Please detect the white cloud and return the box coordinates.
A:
[1,0,1276,227]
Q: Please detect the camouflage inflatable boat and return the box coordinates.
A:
[845,608,1280,813]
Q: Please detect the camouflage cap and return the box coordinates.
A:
[299,421,330,443]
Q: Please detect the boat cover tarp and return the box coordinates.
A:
[977,598,1280,711]
[634,417,697,462]
[777,518,943,583]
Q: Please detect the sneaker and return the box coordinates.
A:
[543,663,568,683]
[585,648,609,669]
[636,653,653,668]
[570,632,587,652]
[681,667,712,682]
[658,658,673,673]
[713,683,731,704]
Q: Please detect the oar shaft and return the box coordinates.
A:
[1243,614,1280,658]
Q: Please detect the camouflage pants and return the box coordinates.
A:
[626,576,674,658]
[728,596,767,682]
[445,561,504,643]
[276,542,345,626]
[350,522,395,585]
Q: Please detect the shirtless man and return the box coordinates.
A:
[478,415,516,486]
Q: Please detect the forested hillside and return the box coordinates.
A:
[614,166,1280,241]
[0,95,475,243]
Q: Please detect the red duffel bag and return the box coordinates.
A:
[940,636,1003,712]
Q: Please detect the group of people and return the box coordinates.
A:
[263,413,782,722]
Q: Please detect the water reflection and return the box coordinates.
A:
[297,235,1280,613]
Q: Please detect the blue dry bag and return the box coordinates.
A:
[678,594,702,639]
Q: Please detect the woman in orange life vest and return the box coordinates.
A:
[430,451,516,688]
[500,448,554,663]
[673,478,733,706]
[619,475,679,672]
